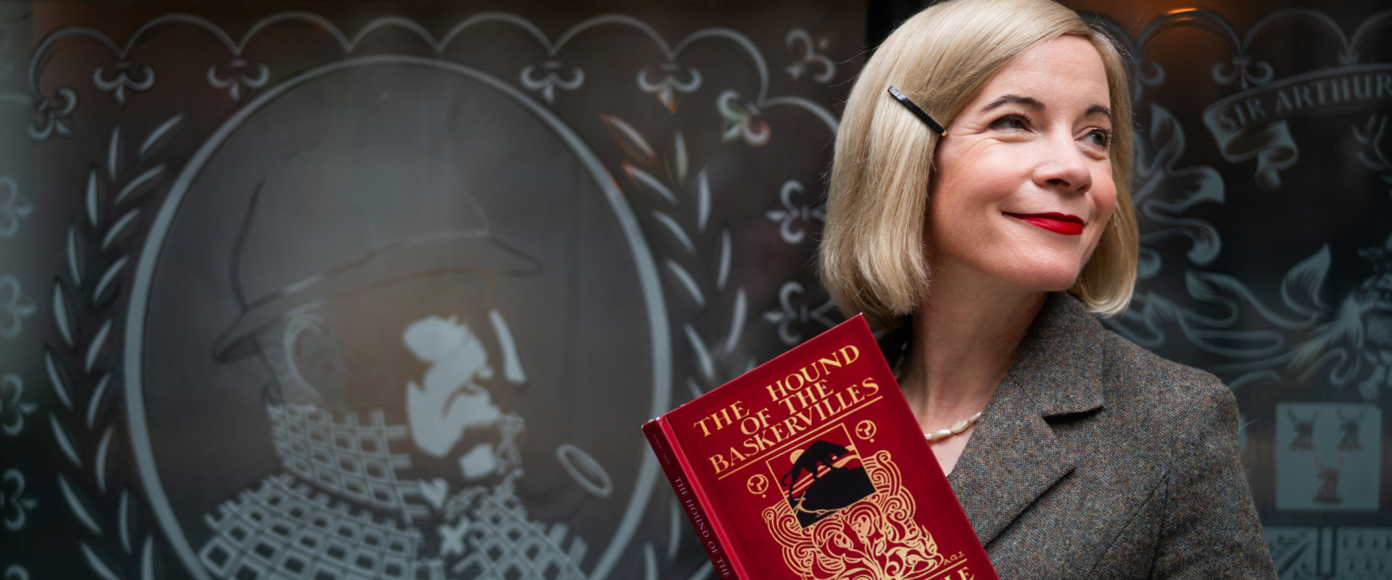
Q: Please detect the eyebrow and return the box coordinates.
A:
[981,94,1113,121]
[1086,104,1113,121]
[982,94,1042,112]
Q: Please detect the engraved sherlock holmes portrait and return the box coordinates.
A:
[127,60,668,580]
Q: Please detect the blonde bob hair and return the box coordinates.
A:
[819,0,1138,330]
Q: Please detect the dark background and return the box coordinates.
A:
[0,0,1387,578]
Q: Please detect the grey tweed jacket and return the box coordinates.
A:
[945,292,1277,579]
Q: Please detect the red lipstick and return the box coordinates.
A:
[1007,213,1084,236]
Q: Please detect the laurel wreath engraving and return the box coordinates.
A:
[46,117,180,580]
[14,9,854,580]
[601,113,755,402]
[603,107,816,580]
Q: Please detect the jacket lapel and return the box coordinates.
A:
[946,293,1108,548]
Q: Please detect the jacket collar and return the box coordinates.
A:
[946,292,1108,547]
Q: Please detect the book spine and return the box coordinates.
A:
[643,418,745,580]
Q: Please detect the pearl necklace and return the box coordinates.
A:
[923,411,983,442]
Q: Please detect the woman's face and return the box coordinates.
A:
[927,35,1116,295]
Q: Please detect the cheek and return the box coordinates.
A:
[929,155,1018,220]
[1085,179,1120,256]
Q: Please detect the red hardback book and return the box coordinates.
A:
[644,315,998,580]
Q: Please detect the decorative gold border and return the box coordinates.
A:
[762,450,949,580]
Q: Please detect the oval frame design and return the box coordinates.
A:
[121,54,672,580]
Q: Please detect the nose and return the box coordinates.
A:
[1032,132,1092,194]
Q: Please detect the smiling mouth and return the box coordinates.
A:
[1005,212,1084,236]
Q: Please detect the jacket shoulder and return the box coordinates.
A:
[1091,326,1238,435]
[1097,326,1226,392]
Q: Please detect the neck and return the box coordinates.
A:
[899,266,1047,429]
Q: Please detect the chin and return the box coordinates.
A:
[1021,274,1080,294]
[996,256,1085,294]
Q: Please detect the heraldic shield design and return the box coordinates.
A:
[761,426,946,580]
[126,59,666,580]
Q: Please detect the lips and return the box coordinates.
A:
[1006,212,1084,236]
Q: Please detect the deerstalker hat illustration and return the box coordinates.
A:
[214,144,538,359]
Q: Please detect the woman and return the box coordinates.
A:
[819,0,1278,576]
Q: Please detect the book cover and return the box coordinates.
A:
[643,315,998,580]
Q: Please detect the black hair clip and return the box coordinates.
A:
[887,86,945,135]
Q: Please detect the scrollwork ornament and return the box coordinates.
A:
[1137,61,1166,92]
[763,451,944,580]
[1130,103,1226,280]
[1212,54,1274,89]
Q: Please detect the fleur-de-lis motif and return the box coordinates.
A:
[637,62,701,113]
[784,29,835,83]
[0,374,36,437]
[0,275,34,339]
[519,61,584,104]
[717,90,770,147]
[93,61,155,105]
[765,180,825,245]
[0,177,30,239]
[0,469,37,531]
[1211,54,1273,89]
[762,281,840,345]
[28,87,76,142]
[207,58,270,102]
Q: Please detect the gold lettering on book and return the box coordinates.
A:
[705,342,880,477]
[695,400,750,437]
[708,393,884,478]
[763,450,948,580]
[764,345,860,400]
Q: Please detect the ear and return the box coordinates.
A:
[283,314,349,405]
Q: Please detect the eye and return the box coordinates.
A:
[1083,128,1113,150]
[990,114,1029,131]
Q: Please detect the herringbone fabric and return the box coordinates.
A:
[946,292,1277,579]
